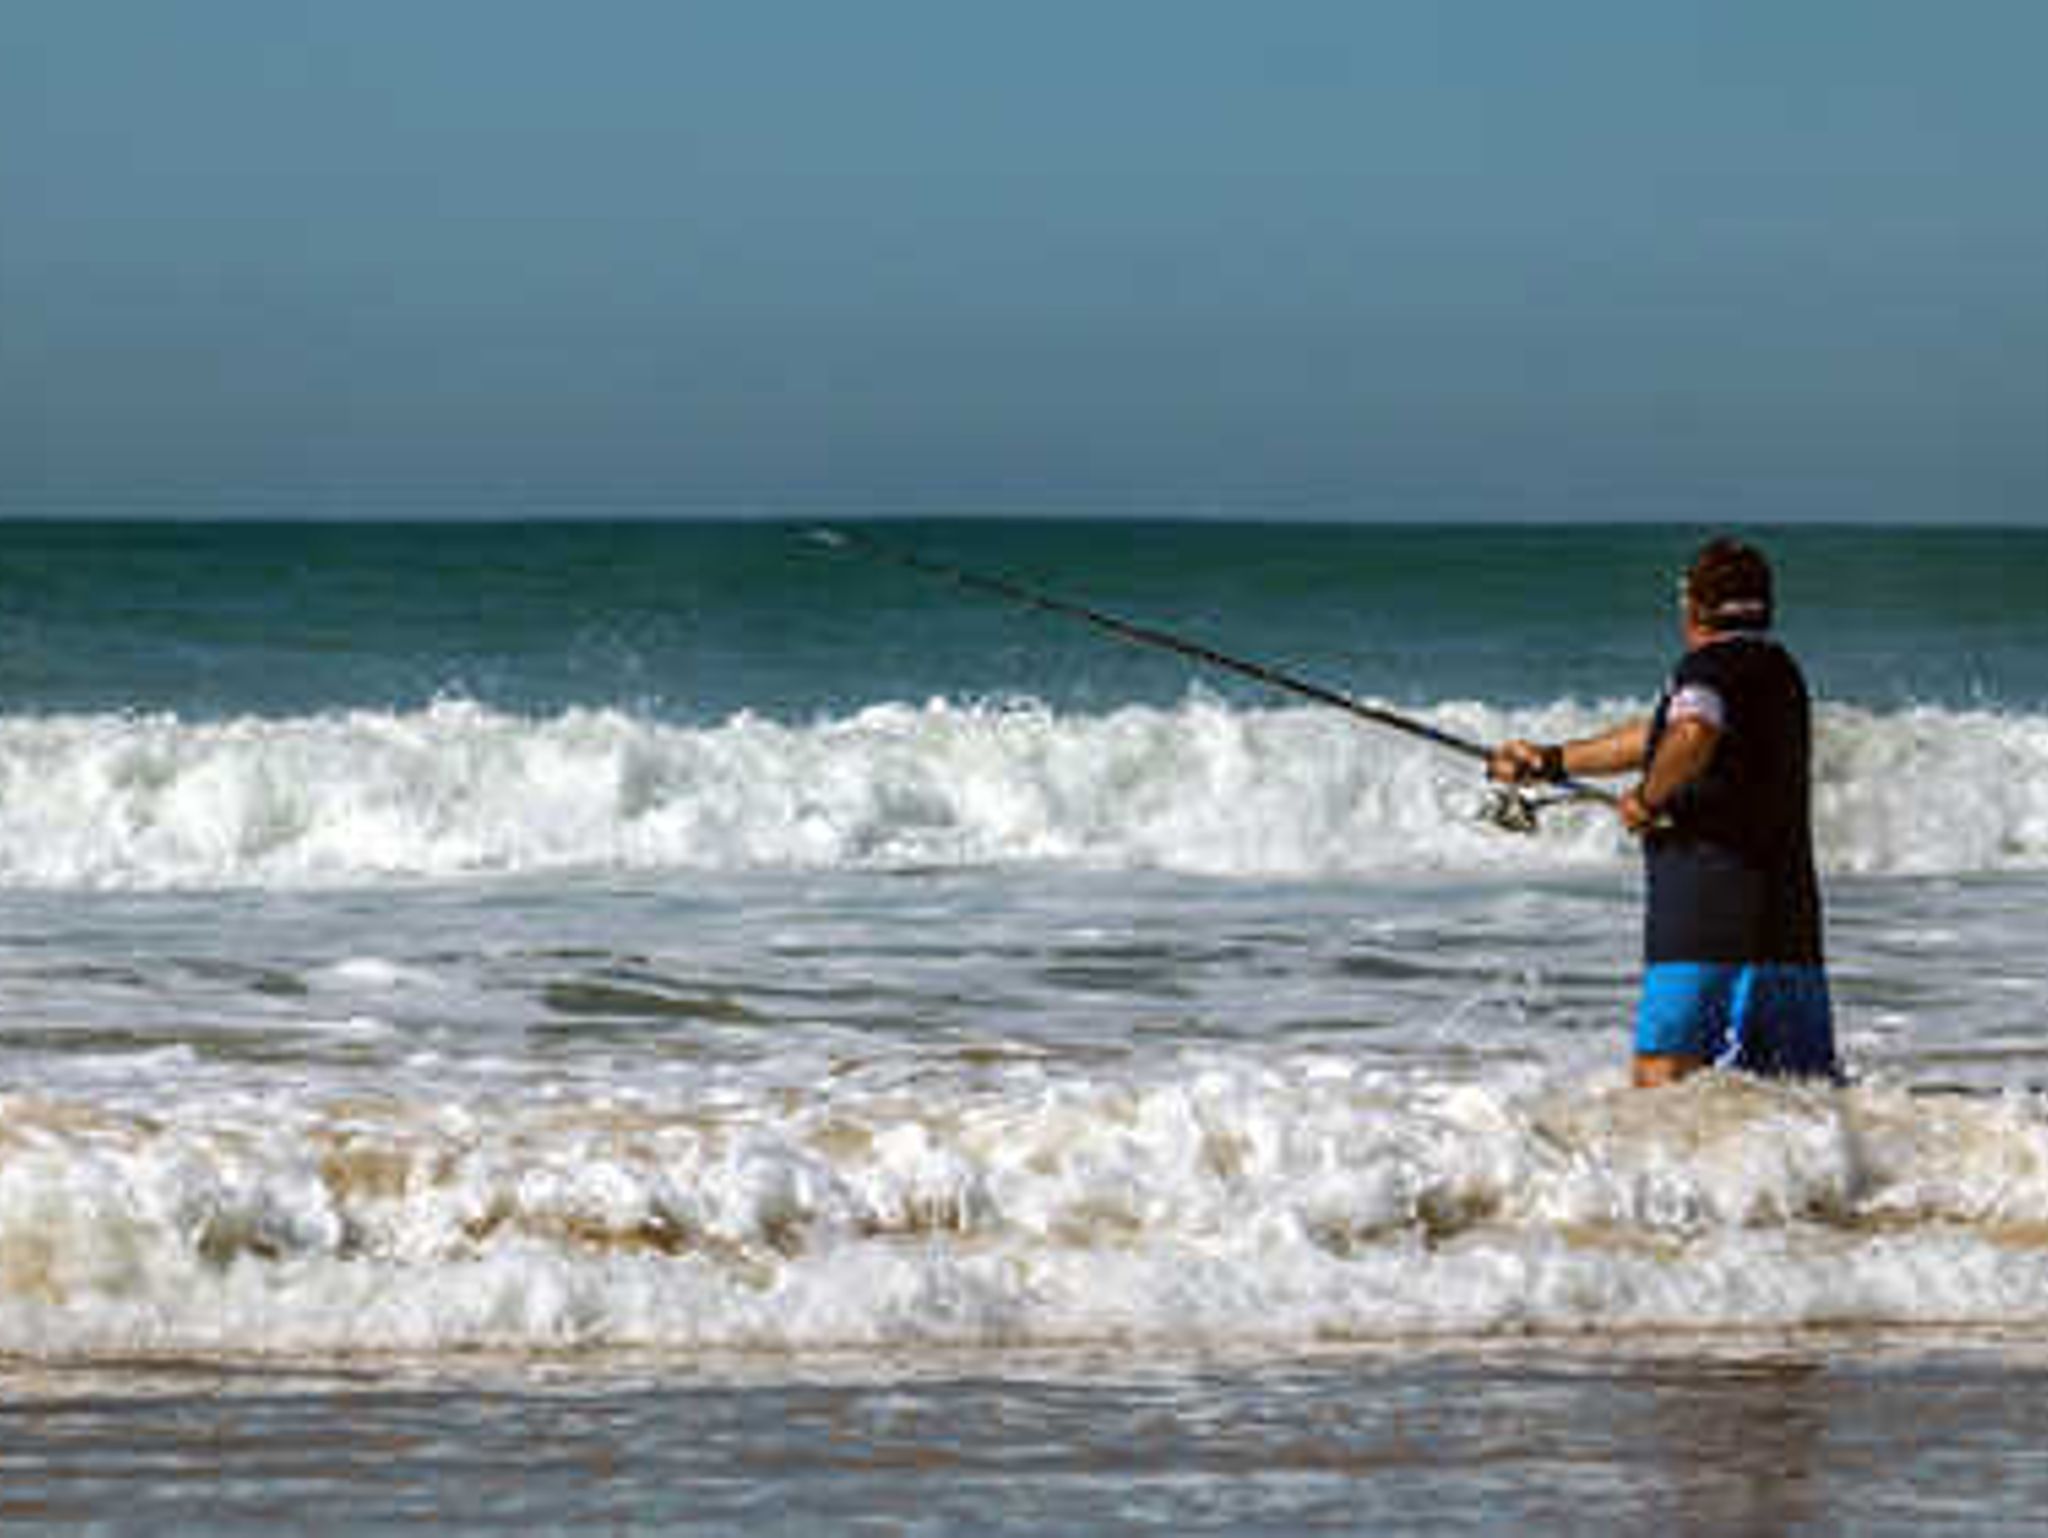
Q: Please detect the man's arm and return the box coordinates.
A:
[1620,716,1718,834]
[1489,717,1652,785]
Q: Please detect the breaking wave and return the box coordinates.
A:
[0,697,2040,889]
[6,1069,2048,1358]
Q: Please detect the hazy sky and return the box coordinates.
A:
[3,3,2042,519]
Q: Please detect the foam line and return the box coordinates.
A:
[0,698,2039,888]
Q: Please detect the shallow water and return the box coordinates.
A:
[6,1337,2048,1534]
[2,864,2046,1365]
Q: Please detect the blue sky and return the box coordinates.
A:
[3,3,2042,519]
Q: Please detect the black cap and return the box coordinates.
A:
[1685,537,1773,630]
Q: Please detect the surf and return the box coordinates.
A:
[0,696,2045,888]
[6,1070,2048,1357]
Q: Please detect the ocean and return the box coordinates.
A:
[3,517,2048,1532]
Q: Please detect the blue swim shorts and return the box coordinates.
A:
[1634,962,1837,1079]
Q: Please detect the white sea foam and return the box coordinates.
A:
[4,1070,2048,1357]
[0,698,2043,889]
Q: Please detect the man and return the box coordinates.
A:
[1490,537,1837,1087]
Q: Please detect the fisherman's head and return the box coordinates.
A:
[1682,537,1773,636]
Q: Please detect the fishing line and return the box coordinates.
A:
[806,526,1614,833]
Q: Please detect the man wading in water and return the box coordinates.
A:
[1490,537,1837,1088]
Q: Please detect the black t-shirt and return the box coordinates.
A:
[1642,635,1824,965]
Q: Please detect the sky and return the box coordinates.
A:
[2,2,2043,520]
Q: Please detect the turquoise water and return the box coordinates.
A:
[4,520,2045,721]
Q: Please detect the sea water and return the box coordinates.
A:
[2,518,2047,1530]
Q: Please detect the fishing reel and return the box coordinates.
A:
[1477,784,1600,835]
[1479,784,1544,834]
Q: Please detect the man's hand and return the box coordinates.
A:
[1618,786,1660,836]
[1488,739,1559,785]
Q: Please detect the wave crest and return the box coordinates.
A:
[0,698,2041,888]
[5,1072,2048,1355]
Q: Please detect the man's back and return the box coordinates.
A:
[1645,634,1823,966]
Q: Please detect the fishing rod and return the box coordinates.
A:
[806,526,1615,833]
